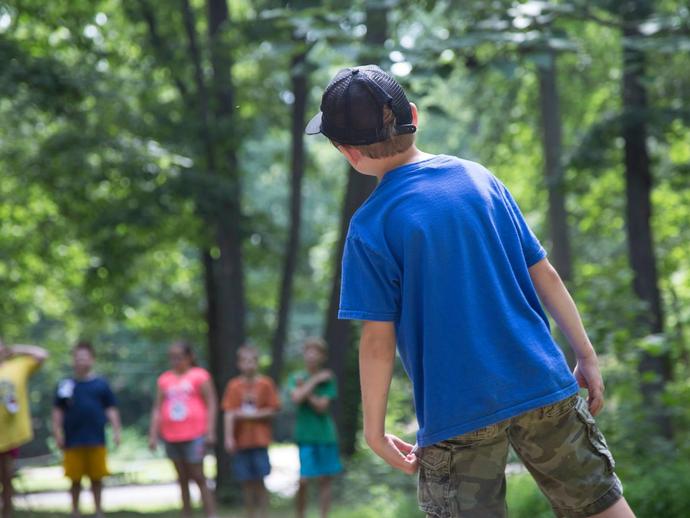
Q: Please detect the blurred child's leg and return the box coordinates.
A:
[0,453,13,518]
[70,481,81,517]
[187,462,217,518]
[171,460,192,517]
[247,480,268,518]
[91,479,103,517]
[85,445,109,518]
[241,482,255,518]
[296,479,308,518]
[318,476,332,518]
[255,480,268,518]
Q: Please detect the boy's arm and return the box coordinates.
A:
[360,321,418,475]
[290,370,332,404]
[223,411,236,453]
[200,378,218,445]
[237,408,278,419]
[529,258,605,415]
[241,379,282,419]
[106,407,122,447]
[148,387,163,451]
[51,407,65,449]
[11,344,49,363]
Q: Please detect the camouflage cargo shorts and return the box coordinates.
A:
[417,395,623,518]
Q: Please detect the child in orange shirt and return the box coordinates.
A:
[222,345,280,518]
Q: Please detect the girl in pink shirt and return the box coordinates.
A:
[149,342,218,518]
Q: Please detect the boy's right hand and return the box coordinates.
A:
[367,433,419,475]
[574,355,605,416]
[148,436,158,452]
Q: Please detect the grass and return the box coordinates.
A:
[13,443,554,518]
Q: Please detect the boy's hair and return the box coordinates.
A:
[237,344,259,360]
[303,337,328,356]
[73,340,95,357]
[332,105,415,159]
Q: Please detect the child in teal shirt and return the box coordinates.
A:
[288,337,342,518]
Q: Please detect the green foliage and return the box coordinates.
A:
[1,0,690,514]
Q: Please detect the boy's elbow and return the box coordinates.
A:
[529,258,561,288]
[363,429,382,449]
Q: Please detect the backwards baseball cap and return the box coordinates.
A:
[305,65,416,146]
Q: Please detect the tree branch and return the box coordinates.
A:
[138,0,190,101]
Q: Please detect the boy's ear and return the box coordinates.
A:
[339,144,362,166]
[410,102,419,127]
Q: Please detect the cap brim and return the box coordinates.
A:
[305,112,323,135]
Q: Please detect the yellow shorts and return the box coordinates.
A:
[63,446,109,482]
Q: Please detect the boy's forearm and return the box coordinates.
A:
[11,344,48,361]
[291,378,318,403]
[106,407,122,432]
[224,411,235,437]
[529,259,596,360]
[359,322,396,446]
[51,408,64,440]
[149,408,160,439]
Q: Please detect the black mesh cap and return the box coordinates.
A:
[305,65,416,145]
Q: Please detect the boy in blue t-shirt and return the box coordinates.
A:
[52,341,121,518]
[305,66,634,518]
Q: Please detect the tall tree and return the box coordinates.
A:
[620,2,672,438]
[205,0,247,492]
[270,44,310,382]
[537,48,573,284]
[324,3,387,456]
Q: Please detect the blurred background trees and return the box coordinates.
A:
[1,0,690,515]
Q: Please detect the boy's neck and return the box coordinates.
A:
[241,372,257,381]
[74,369,93,380]
[372,145,434,180]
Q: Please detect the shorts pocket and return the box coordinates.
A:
[417,446,451,517]
[574,398,615,474]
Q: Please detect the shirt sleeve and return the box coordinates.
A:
[53,383,65,409]
[102,380,117,408]
[338,236,401,321]
[497,182,547,267]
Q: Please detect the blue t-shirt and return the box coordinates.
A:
[338,155,578,447]
[54,376,116,448]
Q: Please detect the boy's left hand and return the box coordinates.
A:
[574,355,605,416]
[367,433,419,475]
[205,431,217,446]
[113,429,121,448]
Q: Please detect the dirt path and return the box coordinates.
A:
[15,446,300,512]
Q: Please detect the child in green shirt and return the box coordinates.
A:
[288,337,342,518]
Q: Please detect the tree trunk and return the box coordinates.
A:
[325,3,387,457]
[270,48,309,383]
[536,51,572,283]
[536,50,575,368]
[207,0,246,496]
[621,24,672,439]
[325,170,376,456]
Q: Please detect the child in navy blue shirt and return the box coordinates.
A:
[52,341,121,518]
[306,66,634,518]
